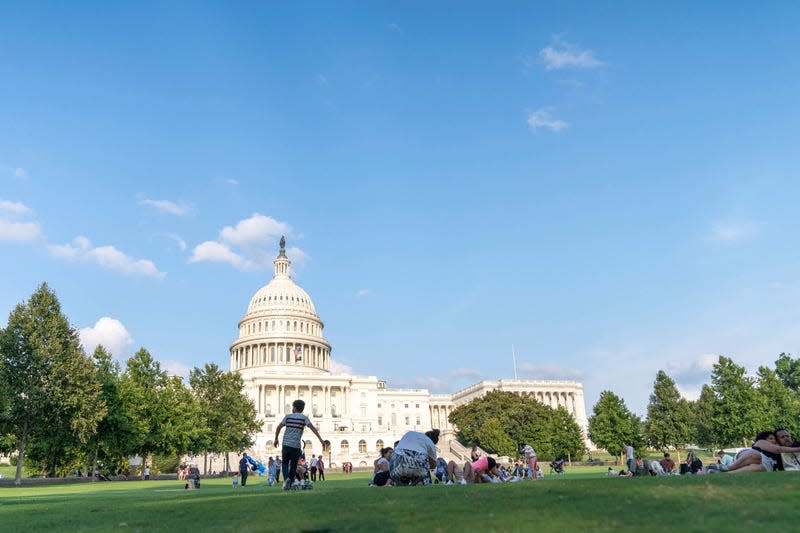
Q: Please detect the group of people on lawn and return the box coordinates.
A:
[610,428,800,477]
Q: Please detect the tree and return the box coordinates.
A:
[120,348,202,473]
[710,356,767,447]
[757,365,800,436]
[0,283,102,484]
[774,353,800,391]
[550,406,586,461]
[690,384,717,449]
[85,345,136,481]
[644,370,692,451]
[189,363,259,473]
[448,390,585,460]
[587,390,641,457]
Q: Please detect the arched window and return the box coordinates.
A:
[323,440,331,452]
[341,440,349,453]
[358,440,367,453]
[375,439,384,452]
[270,346,275,362]
[265,403,272,416]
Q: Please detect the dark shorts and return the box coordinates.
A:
[373,470,391,486]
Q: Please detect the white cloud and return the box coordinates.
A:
[139,198,191,216]
[0,199,40,241]
[48,236,165,279]
[675,384,703,402]
[166,233,187,251]
[395,376,451,393]
[79,317,134,358]
[0,165,28,180]
[226,179,239,186]
[190,213,304,272]
[710,219,762,244]
[527,108,569,133]
[668,353,718,385]
[220,213,290,248]
[162,359,192,379]
[449,367,483,380]
[539,37,604,70]
[0,219,41,241]
[0,200,32,216]
[356,288,370,299]
[518,363,583,380]
[189,241,256,271]
[331,360,354,375]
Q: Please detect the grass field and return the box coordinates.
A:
[1,468,798,532]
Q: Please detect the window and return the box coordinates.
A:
[360,406,366,416]
[415,403,419,409]
[404,403,409,409]
[323,440,331,452]
[265,404,272,416]
[360,392,366,400]
[341,440,349,453]
[416,417,420,426]
[376,439,384,451]
[359,440,367,453]
[404,417,409,425]
[378,416,383,426]
[267,424,273,432]
[377,402,382,408]
[285,403,291,413]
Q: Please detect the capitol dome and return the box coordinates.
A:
[230,237,331,373]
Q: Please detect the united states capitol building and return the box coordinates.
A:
[232,239,589,466]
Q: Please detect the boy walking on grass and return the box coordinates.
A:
[274,399,325,490]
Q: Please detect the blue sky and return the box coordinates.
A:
[2,2,800,415]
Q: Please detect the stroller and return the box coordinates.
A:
[549,458,566,475]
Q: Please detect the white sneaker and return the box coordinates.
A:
[459,479,467,485]
[445,480,453,486]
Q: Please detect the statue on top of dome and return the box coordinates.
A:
[278,236,286,257]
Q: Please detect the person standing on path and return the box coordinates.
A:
[274,400,325,490]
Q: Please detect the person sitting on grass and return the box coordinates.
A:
[388,429,439,486]
[659,453,675,474]
[648,458,666,476]
[723,431,800,473]
[681,452,703,474]
[371,447,394,487]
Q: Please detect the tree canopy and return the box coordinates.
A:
[448,390,585,460]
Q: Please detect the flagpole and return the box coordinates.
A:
[512,344,518,380]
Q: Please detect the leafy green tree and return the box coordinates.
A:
[84,346,136,481]
[774,353,800,391]
[550,406,586,461]
[448,390,585,460]
[710,356,767,447]
[587,390,641,457]
[757,366,800,435]
[644,370,692,451]
[0,283,102,484]
[120,348,202,473]
[189,363,259,473]
[690,384,717,449]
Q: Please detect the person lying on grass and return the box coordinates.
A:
[724,430,800,473]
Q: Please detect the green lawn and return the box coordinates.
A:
[1,470,797,531]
